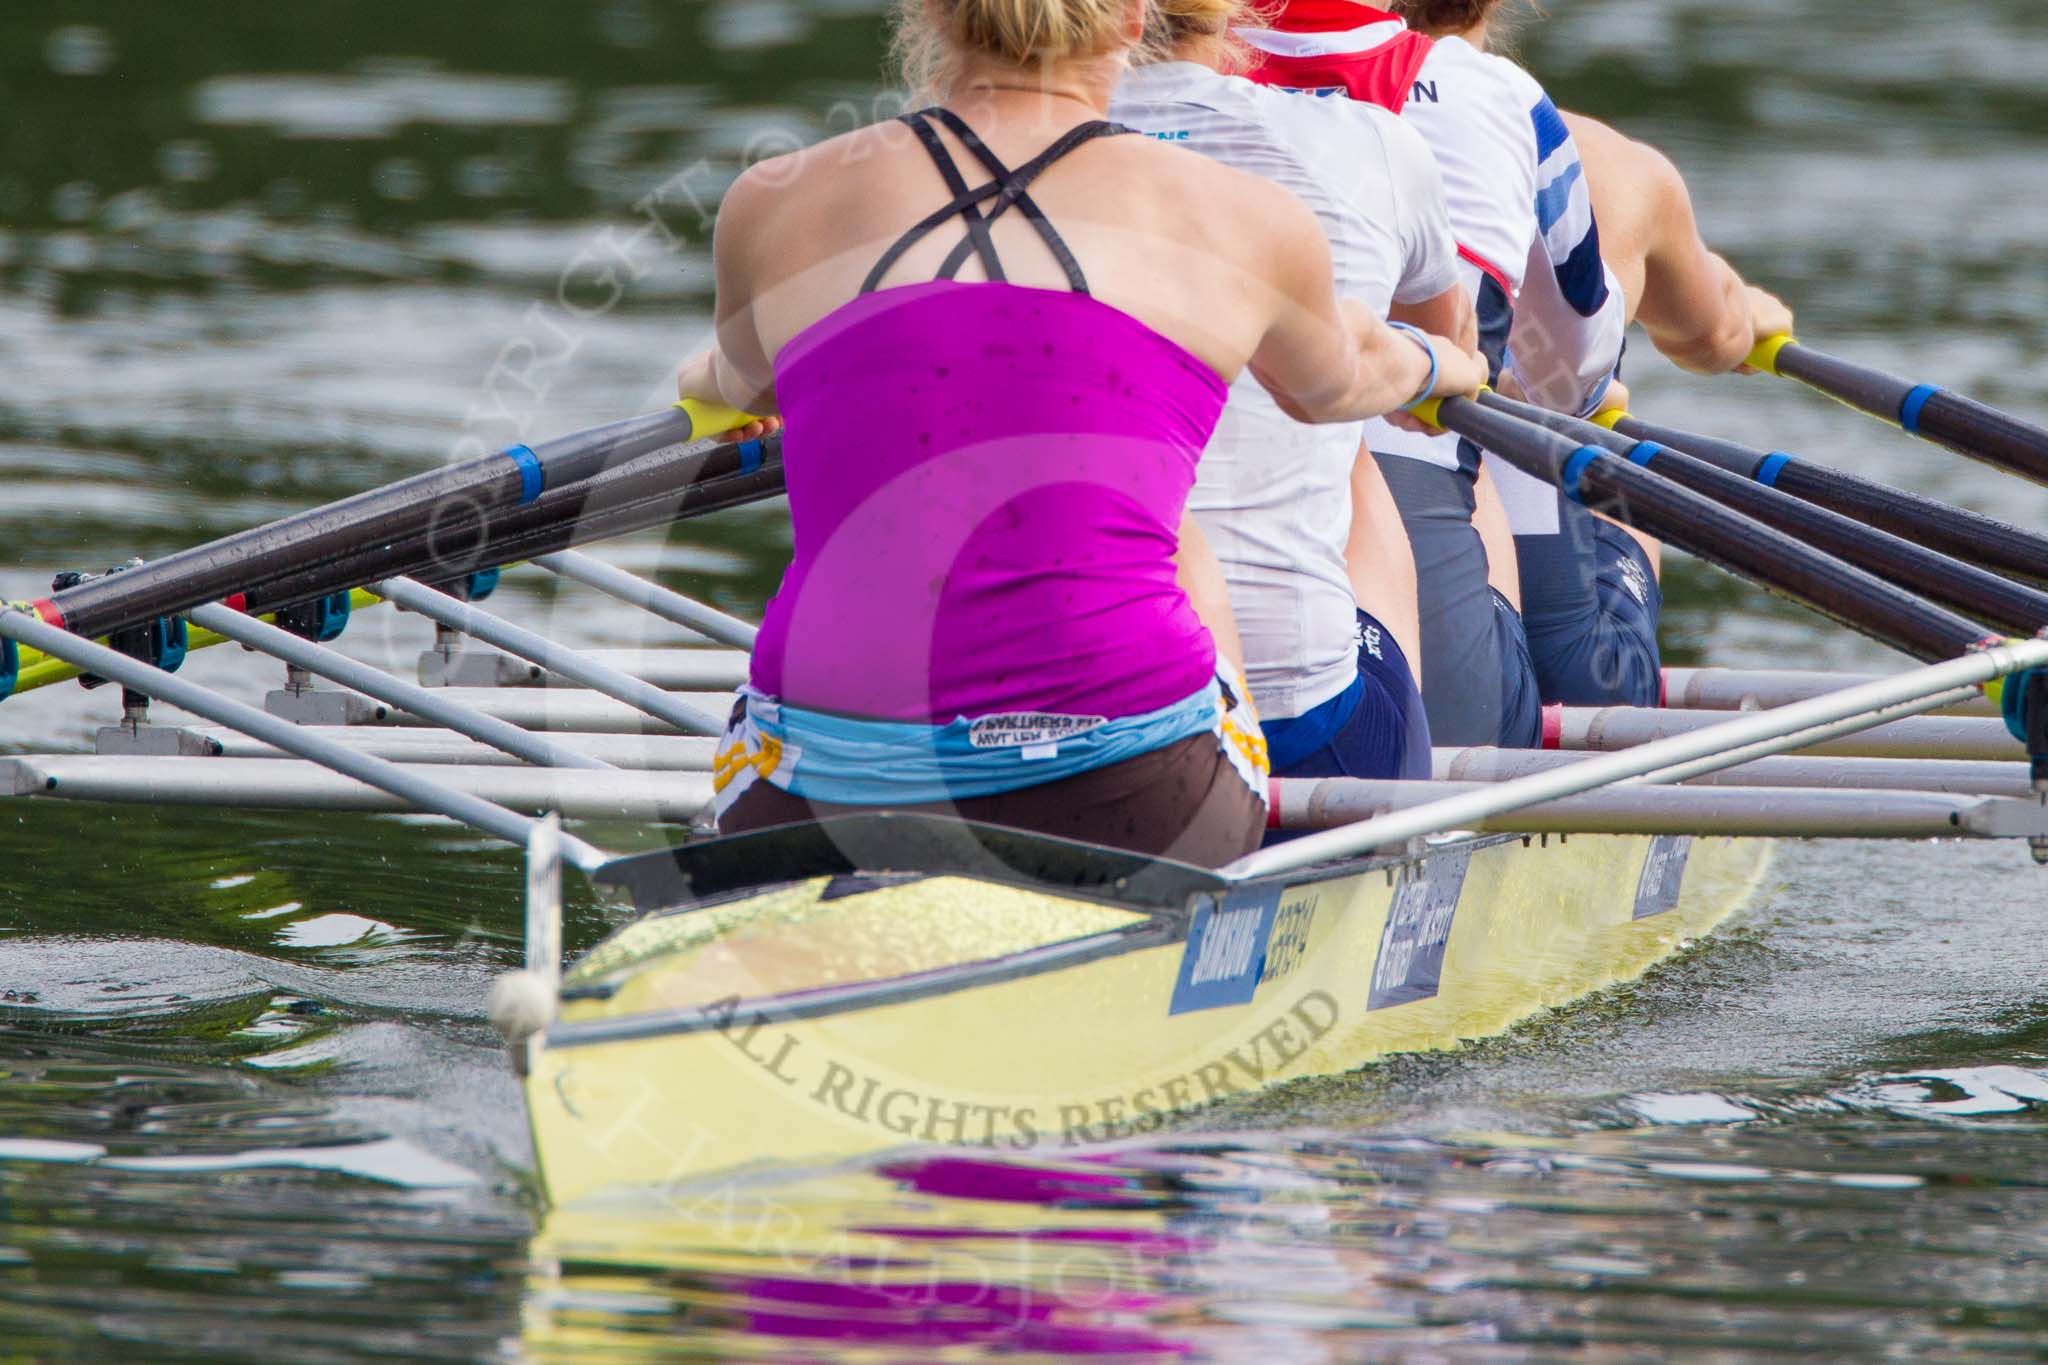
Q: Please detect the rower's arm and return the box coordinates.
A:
[1248,195,1485,424]
[1632,145,1750,373]
[1631,143,1794,374]
[1391,285,1477,356]
[678,165,781,415]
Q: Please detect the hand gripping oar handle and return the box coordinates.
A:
[1749,335,2048,489]
[40,400,754,642]
[1420,396,1995,662]
[1477,392,2048,636]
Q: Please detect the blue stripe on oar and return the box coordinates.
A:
[1756,452,1793,487]
[1899,384,1941,434]
[1560,445,1604,504]
[737,439,763,474]
[502,444,544,504]
[1625,440,1664,467]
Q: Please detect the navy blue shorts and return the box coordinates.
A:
[1491,587,1543,750]
[1374,454,1543,748]
[1262,610,1433,781]
[1517,509,1662,708]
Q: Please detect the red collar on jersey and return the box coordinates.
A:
[1263,2,1407,32]
[1247,4,1435,114]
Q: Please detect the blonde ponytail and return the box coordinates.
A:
[894,0,1138,98]
[1139,0,1267,70]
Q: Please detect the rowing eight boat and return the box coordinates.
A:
[524,815,1768,1204]
[7,373,2048,1208]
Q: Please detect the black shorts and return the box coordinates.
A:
[718,732,1266,868]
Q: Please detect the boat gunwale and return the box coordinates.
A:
[543,913,1181,1050]
[543,822,1526,1052]
[592,811,1231,915]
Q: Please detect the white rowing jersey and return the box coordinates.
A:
[1242,4,1628,535]
[1109,61,1459,720]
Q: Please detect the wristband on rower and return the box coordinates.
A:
[1386,321,1439,411]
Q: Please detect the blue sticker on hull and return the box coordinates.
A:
[1368,847,1472,1011]
[1632,835,1693,919]
[1169,886,1282,1016]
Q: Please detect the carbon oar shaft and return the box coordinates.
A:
[1479,393,2048,635]
[38,403,748,640]
[1752,337,2048,488]
[1432,397,1993,661]
[240,439,785,614]
[1607,414,2048,584]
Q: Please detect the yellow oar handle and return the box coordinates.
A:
[1746,333,1795,376]
[1590,408,1630,431]
[1406,385,1490,432]
[675,399,761,440]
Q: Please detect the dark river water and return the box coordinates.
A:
[3,1,2047,1358]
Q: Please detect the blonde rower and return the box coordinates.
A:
[678,0,1484,865]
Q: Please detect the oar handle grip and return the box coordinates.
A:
[1406,385,1489,432]
[1746,333,1796,375]
[675,399,761,440]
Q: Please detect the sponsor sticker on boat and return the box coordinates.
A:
[1368,847,1472,1010]
[1169,886,1282,1015]
[1259,892,1319,986]
[1632,835,1693,919]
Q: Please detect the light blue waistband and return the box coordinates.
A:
[747,681,1222,806]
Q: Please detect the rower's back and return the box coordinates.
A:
[688,0,1483,865]
[691,0,1364,867]
[753,106,1234,724]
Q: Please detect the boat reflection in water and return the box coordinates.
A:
[526,1148,1213,1355]
[525,1139,1495,1357]
[526,1098,2048,1359]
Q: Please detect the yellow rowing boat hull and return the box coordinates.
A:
[525,830,1770,1206]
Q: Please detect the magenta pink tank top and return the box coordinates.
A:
[751,279,1228,723]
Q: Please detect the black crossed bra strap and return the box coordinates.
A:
[858,107,1130,296]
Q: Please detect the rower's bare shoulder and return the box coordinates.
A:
[719,121,916,260]
[727,121,906,207]
[1560,109,1625,162]
[1565,115,1687,204]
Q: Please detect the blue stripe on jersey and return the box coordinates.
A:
[1531,96,1571,163]
[1533,159,1584,235]
[1455,272,1517,476]
[1553,229,1611,318]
